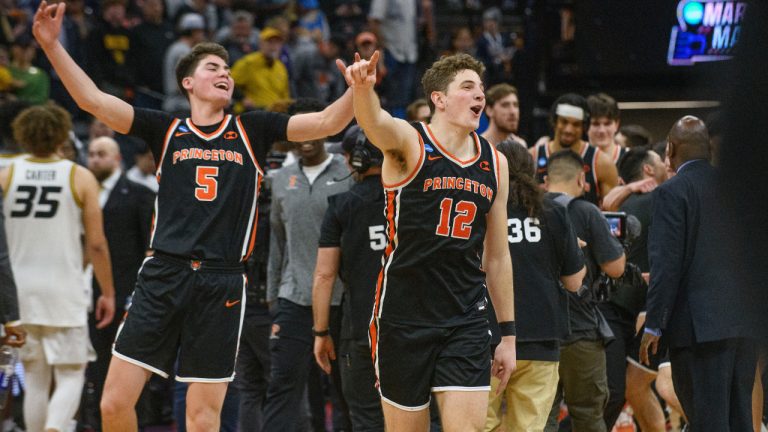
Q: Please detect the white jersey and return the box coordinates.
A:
[3,157,88,327]
[0,153,27,170]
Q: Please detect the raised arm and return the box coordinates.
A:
[75,166,115,329]
[33,1,134,133]
[596,149,619,200]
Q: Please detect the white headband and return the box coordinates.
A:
[555,104,585,120]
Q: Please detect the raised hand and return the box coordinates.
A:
[32,1,65,50]
[340,51,380,89]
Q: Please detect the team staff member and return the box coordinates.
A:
[313,126,387,430]
[543,150,625,432]
[345,51,516,431]
[485,140,585,432]
[32,2,355,428]
[530,93,618,205]
[1,104,115,432]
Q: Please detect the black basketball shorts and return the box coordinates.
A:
[373,318,491,410]
[113,254,246,382]
[627,329,669,374]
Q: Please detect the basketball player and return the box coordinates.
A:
[529,93,618,205]
[587,93,626,165]
[344,52,516,431]
[32,1,354,429]
[0,104,116,432]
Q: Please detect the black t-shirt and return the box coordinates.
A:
[129,107,288,261]
[620,192,653,272]
[547,192,624,342]
[319,175,386,342]
[489,196,584,361]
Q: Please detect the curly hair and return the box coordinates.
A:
[175,42,230,100]
[496,138,543,217]
[421,53,485,112]
[12,103,72,156]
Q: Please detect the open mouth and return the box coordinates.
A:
[470,105,483,115]
[214,82,230,90]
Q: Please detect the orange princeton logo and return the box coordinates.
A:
[224,131,238,140]
[479,161,491,172]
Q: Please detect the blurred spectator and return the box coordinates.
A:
[162,13,207,113]
[329,0,365,42]
[476,7,514,86]
[443,26,475,57]
[0,44,17,97]
[86,0,135,99]
[215,10,260,64]
[0,0,29,46]
[615,124,653,149]
[405,98,429,122]
[354,31,386,88]
[9,35,50,105]
[232,26,289,112]
[172,0,219,36]
[0,99,29,156]
[368,0,418,118]
[125,142,159,192]
[296,0,330,43]
[292,34,346,104]
[130,0,175,109]
[234,0,289,28]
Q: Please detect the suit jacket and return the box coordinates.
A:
[93,174,154,308]
[645,160,750,347]
[0,198,19,324]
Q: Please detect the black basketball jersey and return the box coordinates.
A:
[533,141,601,205]
[138,112,279,262]
[319,175,387,342]
[371,122,500,330]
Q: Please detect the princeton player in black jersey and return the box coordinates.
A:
[33,2,354,429]
[530,93,618,206]
[587,93,627,165]
[344,52,516,431]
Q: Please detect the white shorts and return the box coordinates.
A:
[20,325,96,365]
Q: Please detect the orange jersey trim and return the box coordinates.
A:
[382,131,425,190]
[186,115,232,140]
[425,123,481,167]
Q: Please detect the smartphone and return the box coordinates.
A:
[602,211,627,241]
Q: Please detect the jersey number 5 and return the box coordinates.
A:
[436,198,477,240]
[195,166,219,201]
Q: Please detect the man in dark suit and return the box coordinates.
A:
[640,116,757,431]
[84,136,155,427]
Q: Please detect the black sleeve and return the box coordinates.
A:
[129,108,176,165]
[136,185,156,250]
[587,204,625,265]
[0,198,19,323]
[555,206,585,276]
[239,110,290,166]
[318,194,343,248]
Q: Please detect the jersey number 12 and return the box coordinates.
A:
[436,198,477,240]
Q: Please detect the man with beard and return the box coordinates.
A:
[481,83,526,147]
[530,93,618,205]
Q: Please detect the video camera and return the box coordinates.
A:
[595,211,644,303]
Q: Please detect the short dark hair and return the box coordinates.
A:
[421,53,485,112]
[287,98,326,115]
[485,83,518,108]
[175,42,229,100]
[619,124,653,148]
[406,98,429,121]
[12,103,72,156]
[547,150,585,184]
[587,93,620,121]
[617,146,654,183]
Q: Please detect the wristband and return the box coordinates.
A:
[498,321,516,337]
[312,327,330,337]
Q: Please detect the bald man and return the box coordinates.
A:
[641,116,757,431]
[84,137,155,427]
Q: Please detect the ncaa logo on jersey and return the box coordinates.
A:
[424,144,435,153]
[178,125,190,133]
[538,157,547,167]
